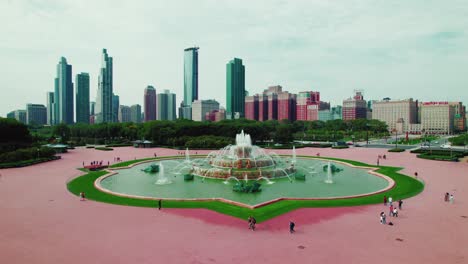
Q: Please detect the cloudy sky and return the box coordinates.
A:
[1,0,467,116]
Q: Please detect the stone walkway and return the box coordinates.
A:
[0,147,466,264]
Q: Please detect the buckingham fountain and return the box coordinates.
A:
[189,130,296,181]
[99,130,391,205]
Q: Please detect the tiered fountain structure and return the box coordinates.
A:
[190,130,296,180]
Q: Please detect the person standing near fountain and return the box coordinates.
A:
[289,221,295,233]
[158,199,162,210]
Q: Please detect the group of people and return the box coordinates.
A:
[247,216,296,233]
[377,154,387,166]
[381,196,403,225]
[113,157,122,162]
[444,192,454,203]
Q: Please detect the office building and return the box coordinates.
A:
[277,91,296,121]
[75,73,90,124]
[449,102,466,132]
[342,91,367,120]
[157,89,177,121]
[54,57,74,124]
[296,91,320,121]
[192,99,220,121]
[181,47,199,119]
[144,86,157,121]
[46,92,54,125]
[95,49,113,123]
[26,104,47,125]
[226,58,245,118]
[112,94,119,123]
[130,104,142,123]
[12,110,27,124]
[118,105,131,123]
[245,94,259,121]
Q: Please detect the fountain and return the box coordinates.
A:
[324,162,333,184]
[190,130,296,181]
[292,146,296,164]
[185,148,190,163]
[155,163,172,185]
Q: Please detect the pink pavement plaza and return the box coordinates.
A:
[1,146,467,264]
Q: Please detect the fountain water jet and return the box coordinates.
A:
[324,162,333,184]
[155,163,172,185]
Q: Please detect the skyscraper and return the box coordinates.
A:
[144,86,157,121]
[245,95,259,121]
[26,104,47,125]
[118,105,131,123]
[46,92,54,125]
[157,89,177,121]
[54,57,73,124]
[89,101,96,124]
[181,47,199,119]
[226,58,245,119]
[75,73,90,124]
[112,93,119,122]
[130,104,142,123]
[95,49,113,123]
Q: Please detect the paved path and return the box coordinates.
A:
[1,147,467,264]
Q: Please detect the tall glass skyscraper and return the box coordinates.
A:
[112,93,119,123]
[130,104,142,123]
[96,49,113,123]
[75,73,90,124]
[46,92,54,125]
[144,86,157,121]
[182,47,199,119]
[226,58,245,118]
[54,57,74,124]
[157,89,176,121]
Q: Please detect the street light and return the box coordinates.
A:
[393,129,398,149]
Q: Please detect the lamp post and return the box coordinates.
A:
[37,148,40,159]
[393,129,398,149]
[366,123,370,147]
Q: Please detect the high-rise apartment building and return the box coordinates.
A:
[75,73,90,124]
[342,91,367,120]
[181,47,199,119]
[26,104,47,125]
[130,104,142,123]
[144,86,157,121]
[192,100,220,121]
[95,49,113,123]
[245,94,259,121]
[372,99,418,132]
[421,102,454,134]
[157,90,177,121]
[46,92,54,125]
[118,105,131,123]
[226,58,245,118]
[54,57,73,124]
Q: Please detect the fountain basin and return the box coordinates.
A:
[97,157,393,207]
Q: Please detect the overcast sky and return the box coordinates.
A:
[1,0,467,116]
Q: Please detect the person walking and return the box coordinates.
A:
[393,207,398,217]
[398,199,403,210]
[388,196,393,205]
[444,192,449,202]
[383,195,387,206]
[377,159,380,166]
[389,204,394,216]
[289,221,295,233]
[450,194,454,204]
[158,199,162,210]
[248,216,253,230]
[80,192,86,201]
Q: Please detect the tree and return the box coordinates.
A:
[52,123,71,143]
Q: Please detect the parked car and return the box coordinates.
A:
[441,144,451,149]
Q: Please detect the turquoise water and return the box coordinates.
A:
[100,158,389,206]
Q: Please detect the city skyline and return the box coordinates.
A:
[1,1,468,116]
